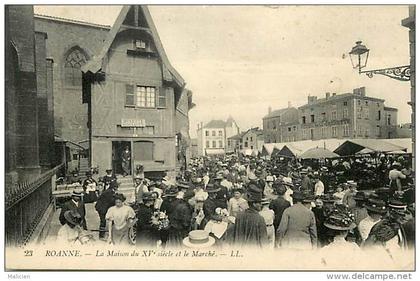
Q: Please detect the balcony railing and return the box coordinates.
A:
[5,164,63,247]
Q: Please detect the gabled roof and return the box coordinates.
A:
[228,132,246,140]
[263,107,295,119]
[226,116,237,127]
[203,120,226,129]
[82,5,184,87]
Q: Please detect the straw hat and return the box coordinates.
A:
[183,230,215,248]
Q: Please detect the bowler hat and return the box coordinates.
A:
[388,199,407,210]
[365,198,388,214]
[291,191,305,201]
[163,187,179,197]
[71,190,83,197]
[247,191,263,203]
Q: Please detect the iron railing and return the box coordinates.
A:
[5,164,63,247]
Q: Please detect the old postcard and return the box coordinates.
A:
[4,4,416,271]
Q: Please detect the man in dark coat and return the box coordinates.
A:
[59,190,87,230]
[300,169,313,194]
[228,190,268,248]
[159,186,179,246]
[269,183,291,232]
[101,168,117,191]
[202,184,223,227]
[95,181,118,239]
[136,192,159,246]
[167,191,193,247]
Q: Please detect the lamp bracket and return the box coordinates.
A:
[360,65,411,82]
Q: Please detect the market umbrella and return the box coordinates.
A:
[300,147,339,159]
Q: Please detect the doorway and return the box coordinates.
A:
[112,141,131,175]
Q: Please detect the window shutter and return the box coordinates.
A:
[157,87,166,108]
[125,84,135,106]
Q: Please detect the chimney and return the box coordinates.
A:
[268,106,272,114]
[353,88,360,95]
[288,101,291,108]
[359,86,366,97]
[326,92,330,100]
[308,95,317,104]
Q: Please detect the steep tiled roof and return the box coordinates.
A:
[203,120,226,129]
[263,107,293,119]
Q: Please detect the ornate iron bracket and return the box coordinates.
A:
[360,65,411,81]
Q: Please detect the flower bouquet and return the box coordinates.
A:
[151,211,170,231]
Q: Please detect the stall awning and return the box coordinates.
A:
[205,149,225,155]
[300,147,339,159]
[334,139,406,156]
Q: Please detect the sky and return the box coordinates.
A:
[34,5,412,138]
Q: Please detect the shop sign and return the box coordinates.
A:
[121,119,146,127]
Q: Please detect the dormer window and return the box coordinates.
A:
[135,39,146,49]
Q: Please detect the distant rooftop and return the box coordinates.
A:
[203,120,226,129]
[34,13,111,29]
[263,107,295,119]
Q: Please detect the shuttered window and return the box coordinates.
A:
[125,84,135,106]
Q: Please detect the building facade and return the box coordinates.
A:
[263,106,299,143]
[34,5,193,178]
[299,87,398,141]
[82,6,192,178]
[241,127,265,151]
[196,117,240,156]
[263,87,399,143]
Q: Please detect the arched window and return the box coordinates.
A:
[64,47,87,87]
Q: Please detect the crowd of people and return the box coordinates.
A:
[56,153,414,266]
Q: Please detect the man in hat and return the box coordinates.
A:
[358,198,387,244]
[59,190,87,230]
[342,181,358,209]
[159,186,179,246]
[269,182,291,233]
[136,192,159,247]
[83,171,98,203]
[353,192,368,226]
[121,145,131,176]
[101,168,116,191]
[202,184,223,227]
[300,169,313,194]
[95,180,118,240]
[148,180,163,210]
[134,174,148,203]
[167,188,193,247]
[228,190,268,248]
[277,191,317,250]
[213,174,230,206]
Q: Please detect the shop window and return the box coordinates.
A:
[133,141,153,161]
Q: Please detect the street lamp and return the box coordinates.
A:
[349,41,369,71]
[348,41,411,81]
